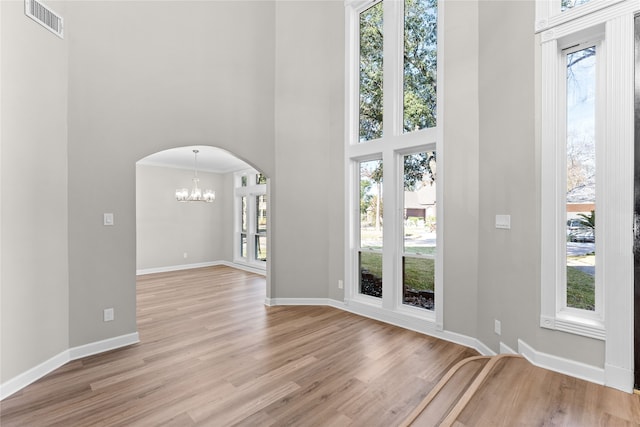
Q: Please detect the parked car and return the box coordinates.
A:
[567,218,595,242]
[569,229,595,242]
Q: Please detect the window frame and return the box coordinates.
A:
[234,169,267,269]
[538,0,635,391]
[345,0,444,331]
[535,0,624,33]
[558,37,604,322]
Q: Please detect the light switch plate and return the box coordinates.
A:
[104,213,114,226]
[104,308,114,322]
[495,214,511,229]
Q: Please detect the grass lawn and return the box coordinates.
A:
[360,251,434,291]
[567,266,595,311]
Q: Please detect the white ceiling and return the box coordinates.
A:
[137,146,252,174]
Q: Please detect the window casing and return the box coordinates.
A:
[538,0,635,391]
[235,170,267,268]
[346,0,443,330]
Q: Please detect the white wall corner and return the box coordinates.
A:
[518,339,605,387]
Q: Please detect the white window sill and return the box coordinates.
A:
[540,312,605,340]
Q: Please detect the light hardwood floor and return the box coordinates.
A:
[1,266,639,426]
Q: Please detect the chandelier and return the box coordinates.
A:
[175,149,215,203]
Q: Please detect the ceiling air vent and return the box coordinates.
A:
[25,0,63,38]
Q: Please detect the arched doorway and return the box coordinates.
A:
[135,145,269,292]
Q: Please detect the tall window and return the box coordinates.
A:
[347,0,441,327]
[235,170,267,268]
[565,45,597,312]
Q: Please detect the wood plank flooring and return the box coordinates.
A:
[457,355,640,426]
[0,266,478,426]
[1,265,639,426]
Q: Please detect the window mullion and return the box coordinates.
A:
[381,149,398,310]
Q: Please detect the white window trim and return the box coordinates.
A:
[535,0,625,33]
[538,0,635,391]
[234,169,267,270]
[344,0,444,332]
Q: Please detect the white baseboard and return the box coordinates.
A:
[499,341,518,355]
[518,339,605,386]
[68,332,140,360]
[0,350,70,401]
[137,261,266,276]
[136,261,222,275]
[266,297,332,306]
[442,331,496,357]
[605,362,634,393]
[1,332,139,401]
[223,261,267,276]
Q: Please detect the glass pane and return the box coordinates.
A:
[360,251,382,298]
[359,2,383,142]
[402,152,436,310]
[241,234,247,258]
[256,195,267,233]
[360,160,383,249]
[565,46,596,311]
[404,0,437,132]
[241,175,248,187]
[561,0,591,12]
[255,235,267,262]
[403,257,434,309]
[359,159,383,298]
[241,196,247,233]
[256,173,267,185]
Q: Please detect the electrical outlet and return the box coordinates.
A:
[104,308,114,322]
[494,319,501,335]
[338,280,344,289]
[183,252,188,259]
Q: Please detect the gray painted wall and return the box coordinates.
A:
[476,0,604,365]
[1,0,609,386]
[1,0,70,382]
[441,0,480,338]
[136,165,229,271]
[273,0,345,301]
